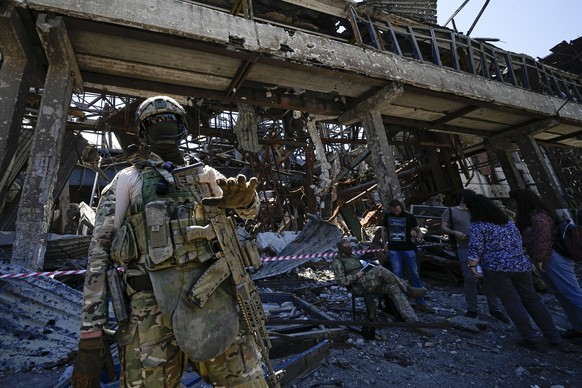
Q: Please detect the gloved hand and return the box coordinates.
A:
[72,336,116,388]
[202,174,258,209]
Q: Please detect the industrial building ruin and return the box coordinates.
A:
[2,0,581,270]
[1,0,582,383]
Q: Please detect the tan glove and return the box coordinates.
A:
[202,174,258,209]
[72,336,116,387]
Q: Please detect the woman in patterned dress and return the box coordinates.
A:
[464,193,562,349]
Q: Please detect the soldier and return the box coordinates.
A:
[72,96,270,387]
[331,239,427,323]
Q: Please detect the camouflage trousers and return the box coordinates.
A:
[355,266,418,322]
[117,291,268,387]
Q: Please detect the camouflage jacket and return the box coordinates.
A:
[80,176,118,333]
[331,254,363,288]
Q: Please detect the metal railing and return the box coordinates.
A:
[346,6,582,104]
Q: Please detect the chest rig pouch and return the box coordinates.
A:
[129,165,239,361]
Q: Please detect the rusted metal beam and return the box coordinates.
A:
[225,54,259,97]
[382,114,492,137]
[267,318,452,329]
[432,104,480,125]
[268,328,346,359]
[487,118,560,145]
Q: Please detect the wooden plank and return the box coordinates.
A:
[277,339,332,387]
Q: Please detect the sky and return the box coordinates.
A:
[437,0,582,59]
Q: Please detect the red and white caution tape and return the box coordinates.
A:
[260,248,384,262]
[3,246,449,279]
[0,269,87,279]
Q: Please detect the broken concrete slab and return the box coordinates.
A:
[0,264,82,374]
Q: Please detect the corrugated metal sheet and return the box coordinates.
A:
[356,0,438,24]
[0,233,91,263]
[252,215,343,280]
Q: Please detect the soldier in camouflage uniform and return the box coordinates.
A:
[332,239,427,323]
[72,96,269,387]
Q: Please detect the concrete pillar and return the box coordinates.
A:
[12,14,83,270]
[486,142,527,191]
[425,147,447,192]
[486,118,563,207]
[339,83,405,209]
[0,5,44,214]
[516,135,568,211]
[362,111,403,209]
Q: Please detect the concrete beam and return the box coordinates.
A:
[338,82,403,125]
[36,13,83,92]
[487,118,560,145]
[281,0,348,18]
[82,71,344,116]
[20,0,582,124]
[382,115,492,138]
[12,15,77,270]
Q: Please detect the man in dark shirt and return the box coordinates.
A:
[382,199,434,313]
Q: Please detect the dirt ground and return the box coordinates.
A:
[292,271,582,388]
[1,266,581,388]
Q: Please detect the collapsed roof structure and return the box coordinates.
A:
[1,0,582,379]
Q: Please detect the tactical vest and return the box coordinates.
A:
[119,166,220,270]
[340,255,364,275]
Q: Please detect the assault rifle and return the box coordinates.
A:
[172,165,282,387]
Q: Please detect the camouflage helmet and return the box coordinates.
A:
[135,96,188,147]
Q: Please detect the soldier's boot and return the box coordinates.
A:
[405,284,427,298]
[395,277,427,298]
[387,286,432,336]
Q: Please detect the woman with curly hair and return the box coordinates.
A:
[512,188,582,340]
[464,193,562,349]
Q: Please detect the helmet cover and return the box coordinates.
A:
[135,96,188,148]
